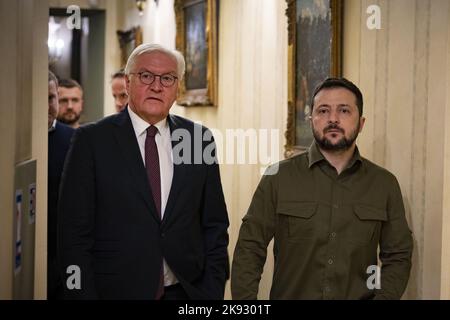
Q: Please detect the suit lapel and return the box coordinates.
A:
[162,114,188,226]
[112,109,161,223]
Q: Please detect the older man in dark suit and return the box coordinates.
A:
[58,44,229,300]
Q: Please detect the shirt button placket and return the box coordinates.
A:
[326,182,339,300]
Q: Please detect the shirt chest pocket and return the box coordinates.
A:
[276,202,319,241]
[349,204,388,246]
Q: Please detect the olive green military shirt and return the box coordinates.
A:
[231,143,413,300]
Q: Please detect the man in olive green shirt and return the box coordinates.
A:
[231,78,413,300]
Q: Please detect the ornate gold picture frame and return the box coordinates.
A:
[175,0,218,107]
[117,26,143,69]
[285,0,343,157]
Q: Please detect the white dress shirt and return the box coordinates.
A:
[48,119,57,132]
[128,107,178,286]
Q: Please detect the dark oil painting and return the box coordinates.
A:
[296,0,332,147]
[185,0,207,90]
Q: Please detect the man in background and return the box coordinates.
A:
[57,78,84,128]
[47,71,74,299]
[111,69,129,112]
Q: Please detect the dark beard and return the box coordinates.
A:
[313,122,360,152]
[58,111,80,126]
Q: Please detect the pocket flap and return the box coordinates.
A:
[353,205,387,221]
[277,202,317,218]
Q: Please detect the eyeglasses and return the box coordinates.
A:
[129,71,178,87]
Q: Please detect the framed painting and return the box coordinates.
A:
[175,0,218,106]
[117,26,143,69]
[285,0,343,157]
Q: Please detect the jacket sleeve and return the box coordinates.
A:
[375,174,413,300]
[57,127,98,299]
[231,170,277,300]
[193,133,230,300]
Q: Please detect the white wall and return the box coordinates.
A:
[344,0,450,299]
[120,0,176,48]
[0,0,48,299]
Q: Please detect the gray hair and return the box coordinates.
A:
[124,43,185,80]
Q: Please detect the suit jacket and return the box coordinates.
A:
[48,121,75,298]
[57,109,229,299]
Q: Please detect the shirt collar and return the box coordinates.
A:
[347,146,363,169]
[308,141,362,169]
[127,106,169,137]
[48,119,57,133]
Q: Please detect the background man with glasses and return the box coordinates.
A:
[58,43,230,300]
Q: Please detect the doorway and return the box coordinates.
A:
[48,8,106,125]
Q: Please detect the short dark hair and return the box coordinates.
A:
[58,78,83,92]
[111,69,126,80]
[48,71,58,86]
[310,77,363,116]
